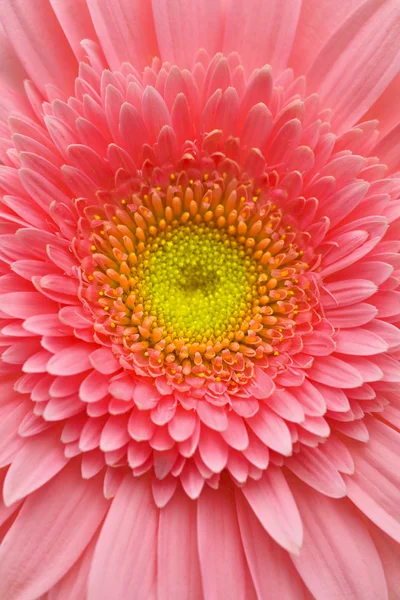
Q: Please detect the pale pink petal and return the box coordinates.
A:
[334,328,388,355]
[291,479,388,600]
[308,355,363,388]
[289,0,364,74]
[197,484,248,600]
[3,428,68,505]
[363,72,400,137]
[86,0,158,72]
[0,0,77,95]
[236,490,309,599]
[88,475,157,600]
[240,466,303,554]
[345,418,400,543]
[247,407,292,456]
[286,446,347,498]
[47,343,96,376]
[153,0,223,68]
[158,488,202,600]
[198,427,228,473]
[49,0,98,60]
[0,464,109,600]
[307,0,400,132]
[47,533,99,600]
[224,0,301,74]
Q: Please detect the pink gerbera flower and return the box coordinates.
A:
[0,0,400,598]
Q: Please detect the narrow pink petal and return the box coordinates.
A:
[286,446,347,498]
[307,0,400,132]
[308,355,363,388]
[247,407,292,456]
[324,302,378,328]
[240,466,303,554]
[292,380,327,416]
[142,86,172,142]
[100,415,130,452]
[367,523,400,599]
[345,418,400,543]
[49,0,98,60]
[47,533,99,600]
[363,72,400,137]
[291,479,388,600]
[289,0,364,73]
[243,430,270,469]
[23,314,71,337]
[320,279,377,308]
[89,347,120,375]
[224,0,301,74]
[86,0,158,71]
[0,0,77,95]
[158,488,202,600]
[168,406,197,442]
[3,428,68,505]
[197,484,248,600]
[79,370,110,403]
[0,291,57,318]
[88,475,157,600]
[153,0,223,68]
[198,427,228,473]
[180,462,204,499]
[119,102,149,165]
[236,490,309,599]
[197,401,228,432]
[334,328,388,355]
[267,389,305,423]
[47,342,96,376]
[0,464,109,600]
[221,412,249,451]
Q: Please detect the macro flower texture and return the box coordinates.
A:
[0,0,400,598]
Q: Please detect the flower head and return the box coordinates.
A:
[0,1,400,599]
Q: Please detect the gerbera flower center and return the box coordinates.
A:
[80,173,312,392]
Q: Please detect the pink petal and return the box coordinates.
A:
[345,418,400,543]
[88,475,157,600]
[307,0,400,132]
[334,328,388,355]
[240,466,303,554]
[0,291,57,318]
[47,532,99,600]
[158,488,202,600]
[3,428,68,505]
[236,489,309,599]
[220,411,249,451]
[197,401,228,432]
[168,406,197,442]
[89,347,120,375]
[197,484,248,600]
[308,355,363,388]
[286,446,347,498]
[86,0,158,71]
[141,86,172,142]
[153,0,223,68]
[47,342,95,376]
[224,0,301,74]
[198,427,228,473]
[0,0,77,95]
[80,370,110,403]
[247,407,292,456]
[0,464,109,600]
[291,479,388,600]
